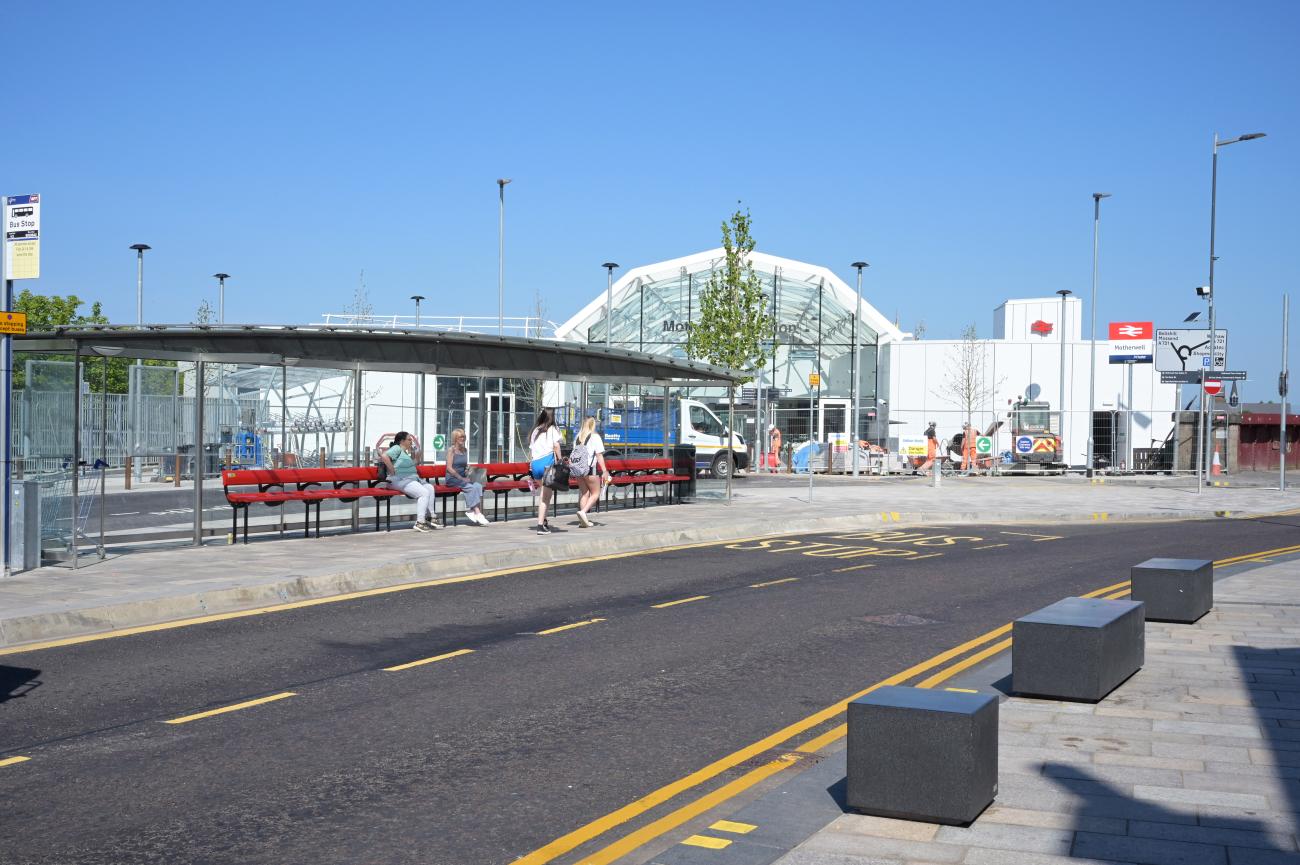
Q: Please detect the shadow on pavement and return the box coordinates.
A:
[0,665,42,703]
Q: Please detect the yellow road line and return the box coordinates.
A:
[833,563,877,573]
[511,621,1012,865]
[0,756,30,768]
[1216,543,1300,566]
[945,687,978,693]
[536,618,606,636]
[750,578,799,588]
[710,819,756,834]
[681,835,731,850]
[164,691,297,725]
[575,758,795,865]
[916,638,1012,689]
[1080,580,1131,598]
[1103,589,1132,600]
[0,534,778,658]
[383,648,474,672]
[652,596,709,609]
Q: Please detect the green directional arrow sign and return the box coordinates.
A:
[975,436,993,455]
[431,433,447,451]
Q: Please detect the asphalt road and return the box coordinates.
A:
[2,515,1297,865]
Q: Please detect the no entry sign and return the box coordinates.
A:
[1204,380,1223,396]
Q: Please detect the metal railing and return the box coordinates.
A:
[317,314,559,338]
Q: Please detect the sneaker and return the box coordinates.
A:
[471,512,489,526]
[576,511,592,528]
[536,522,551,535]
[428,519,444,530]
[413,521,433,533]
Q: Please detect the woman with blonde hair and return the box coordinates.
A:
[569,416,610,528]
[445,428,488,526]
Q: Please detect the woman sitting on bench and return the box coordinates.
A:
[382,431,441,532]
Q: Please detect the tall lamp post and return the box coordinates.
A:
[1085,194,1110,478]
[1202,131,1266,489]
[213,273,230,409]
[601,262,619,418]
[850,261,869,477]
[1056,289,1072,467]
[496,178,511,460]
[129,244,150,481]
[412,294,426,450]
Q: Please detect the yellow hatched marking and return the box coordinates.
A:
[0,756,31,767]
[682,835,731,850]
[164,691,297,725]
[833,563,876,573]
[384,648,474,671]
[750,577,799,588]
[536,618,606,636]
[710,819,757,834]
[652,595,709,609]
[916,638,1012,689]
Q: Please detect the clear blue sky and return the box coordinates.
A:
[7,1,1298,397]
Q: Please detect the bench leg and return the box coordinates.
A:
[386,497,392,532]
[243,506,249,544]
[304,502,311,539]
[231,506,237,542]
[316,501,322,538]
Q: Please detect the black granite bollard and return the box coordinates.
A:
[1131,557,1213,623]
[846,685,998,826]
[1013,597,1145,702]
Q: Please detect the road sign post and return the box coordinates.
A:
[3,194,41,577]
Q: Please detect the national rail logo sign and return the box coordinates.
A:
[1030,320,1054,336]
[1108,321,1153,364]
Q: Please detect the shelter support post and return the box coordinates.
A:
[193,361,205,546]
[662,386,670,459]
[477,377,488,464]
[71,347,82,567]
[352,366,361,532]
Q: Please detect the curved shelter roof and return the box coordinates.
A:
[555,248,905,347]
[14,325,743,385]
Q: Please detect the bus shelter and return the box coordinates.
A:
[10,325,742,566]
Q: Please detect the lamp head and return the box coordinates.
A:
[212,272,230,281]
[1056,289,1073,298]
[602,262,619,272]
[1238,132,1267,141]
[497,178,512,187]
[129,243,151,252]
[851,261,869,270]
[1093,192,1112,200]
[410,294,425,303]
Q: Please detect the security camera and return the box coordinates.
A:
[1195,285,1211,298]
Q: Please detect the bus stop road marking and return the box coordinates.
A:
[710,819,757,834]
[833,563,876,573]
[163,692,297,725]
[681,835,731,850]
[0,756,31,768]
[652,596,710,609]
[535,619,606,636]
[383,649,475,672]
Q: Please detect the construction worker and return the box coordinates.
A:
[920,422,939,475]
[962,422,978,475]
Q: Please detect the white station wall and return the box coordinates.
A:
[884,338,1178,466]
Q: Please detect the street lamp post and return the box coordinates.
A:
[850,261,869,478]
[497,179,511,461]
[1085,194,1110,478]
[213,273,230,412]
[1056,289,1072,467]
[601,262,619,419]
[129,244,150,481]
[412,294,426,449]
[1202,132,1266,489]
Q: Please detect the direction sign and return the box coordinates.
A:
[1204,380,1223,396]
[975,436,993,455]
[1108,321,1153,364]
[1155,328,1227,372]
[1161,370,1202,384]
[431,433,446,450]
[3,193,40,280]
[1216,370,1248,381]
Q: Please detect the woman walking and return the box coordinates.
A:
[570,416,611,527]
[445,428,489,526]
[528,408,564,535]
[382,431,440,532]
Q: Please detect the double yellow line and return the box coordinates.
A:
[520,545,1287,865]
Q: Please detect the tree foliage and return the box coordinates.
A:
[934,323,1001,427]
[684,206,773,384]
[13,289,171,393]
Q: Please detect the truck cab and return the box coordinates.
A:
[578,397,747,478]
[1009,399,1062,466]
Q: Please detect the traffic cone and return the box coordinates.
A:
[1212,448,1223,476]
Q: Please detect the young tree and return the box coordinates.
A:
[685,206,774,484]
[194,299,215,325]
[934,323,1000,430]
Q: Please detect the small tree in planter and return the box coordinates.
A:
[685,206,774,498]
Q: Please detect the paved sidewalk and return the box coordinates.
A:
[1,474,1295,650]
[704,557,1300,865]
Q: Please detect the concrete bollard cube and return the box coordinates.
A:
[1131,557,1213,623]
[847,685,998,826]
[1013,597,1144,702]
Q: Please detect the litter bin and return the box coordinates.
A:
[672,444,696,501]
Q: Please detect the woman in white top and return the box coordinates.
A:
[570,416,611,528]
[528,408,564,535]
